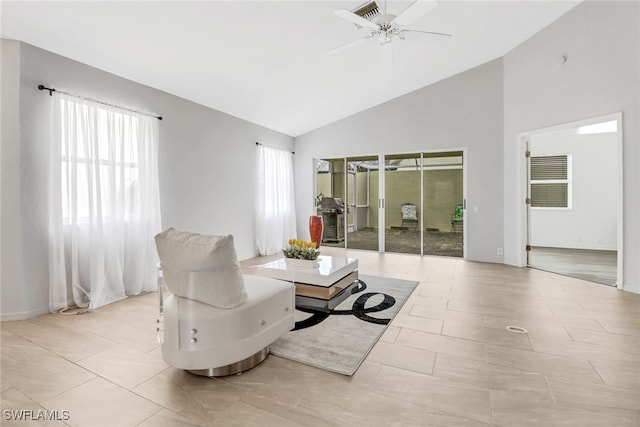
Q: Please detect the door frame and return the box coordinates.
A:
[516,112,624,287]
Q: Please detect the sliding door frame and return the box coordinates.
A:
[314,149,467,259]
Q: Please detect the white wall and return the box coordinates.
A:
[503,1,639,292]
[529,129,618,250]
[1,41,293,320]
[1,40,28,318]
[295,59,505,263]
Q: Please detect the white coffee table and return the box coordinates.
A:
[248,255,359,311]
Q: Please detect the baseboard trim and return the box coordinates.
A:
[1,306,50,321]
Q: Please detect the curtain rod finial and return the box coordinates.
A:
[38,84,54,96]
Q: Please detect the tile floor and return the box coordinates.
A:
[1,247,639,426]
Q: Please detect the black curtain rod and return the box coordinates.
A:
[37,84,163,121]
[256,141,294,155]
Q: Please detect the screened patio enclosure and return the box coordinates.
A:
[316,151,464,257]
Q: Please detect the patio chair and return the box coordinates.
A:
[451,204,464,232]
[401,203,419,230]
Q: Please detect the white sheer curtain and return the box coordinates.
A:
[49,93,162,312]
[255,145,296,255]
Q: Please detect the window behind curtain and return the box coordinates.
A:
[255,145,296,255]
[59,101,143,223]
[49,93,162,312]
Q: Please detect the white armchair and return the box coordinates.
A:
[155,228,294,376]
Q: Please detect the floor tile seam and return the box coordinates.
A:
[583,313,640,325]
[3,388,75,420]
[73,342,162,371]
[159,379,229,425]
[396,341,489,365]
[365,383,492,426]
[37,373,98,407]
[529,342,639,363]
[424,304,520,320]
[1,332,100,367]
[8,316,113,341]
[0,386,56,412]
[482,354,554,374]
[492,384,638,424]
[487,389,496,426]
[400,356,530,399]
[373,335,439,363]
[122,365,174,392]
[552,309,640,326]
[216,375,319,406]
[578,297,640,307]
[402,310,446,328]
[133,406,167,427]
[493,340,598,361]
[543,387,640,423]
[564,331,640,350]
[444,317,554,336]
[435,350,570,382]
[593,320,640,336]
[542,374,557,405]
[361,386,452,419]
[429,351,439,376]
[68,374,165,414]
[138,409,205,427]
[482,352,605,384]
[442,304,553,319]
[438,328,533,352]
[406,304,449,320]
[548,371,640,398]
[264,384,357,425]
[73,359,156,391]
[430,354,543,394]
[238,395,320,427]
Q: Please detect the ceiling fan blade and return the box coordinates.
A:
[333,9,379,30]
[393,0,439,26]
[327,36,372,55]
[400,29,452,38]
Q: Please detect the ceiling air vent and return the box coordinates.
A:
[352,1,381,23]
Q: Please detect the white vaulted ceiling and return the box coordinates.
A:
[1,1,580,136]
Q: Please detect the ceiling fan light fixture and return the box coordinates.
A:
[379,33,392,44]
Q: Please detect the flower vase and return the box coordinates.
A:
[309,215,323,249]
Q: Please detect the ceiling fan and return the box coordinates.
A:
[329,0,451,55]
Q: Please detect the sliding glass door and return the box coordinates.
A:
[384,153,422,255]
[346,156,379,251]
[422,152,464,258]
[316,159,345,248]
[315,150,464,258]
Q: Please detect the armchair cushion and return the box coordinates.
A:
[155,228,247,309]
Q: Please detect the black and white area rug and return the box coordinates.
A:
[269,274,419,376]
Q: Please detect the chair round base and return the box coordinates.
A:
[188,347,270,377]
